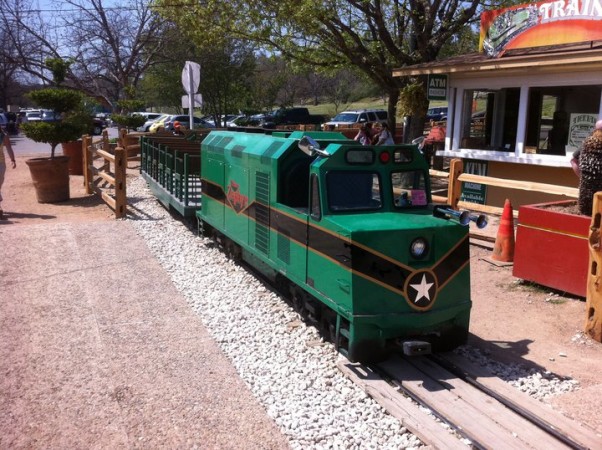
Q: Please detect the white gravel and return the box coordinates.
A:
[125,175,579,449]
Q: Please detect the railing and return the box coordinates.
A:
[431,158,579,215]
[82,130,127,218]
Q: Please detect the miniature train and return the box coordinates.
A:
[141,129,482,363]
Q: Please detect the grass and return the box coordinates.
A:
[306,97,448,119]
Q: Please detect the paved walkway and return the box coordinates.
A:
[0,220,289,449]
[0,138,289,448]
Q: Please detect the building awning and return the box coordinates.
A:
[392,41,602,78]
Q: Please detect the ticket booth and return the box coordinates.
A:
[393,0,602,208]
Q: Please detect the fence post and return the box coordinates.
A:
[83,135,93,194]
[586,192,602,342]
[102,129,109,152]
[447,158,463,209]
[114,146,127,219]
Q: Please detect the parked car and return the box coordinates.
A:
[25,110,42,122]
[163,115,215,131]
[91,117,107,135]
[130,112,163,121]
[426,106,448,122]
[226,115,248,127]
[322,109,388,129]
[40,110,60,122]
[137,113,169,132]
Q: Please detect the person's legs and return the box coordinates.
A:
[0,162,6,217]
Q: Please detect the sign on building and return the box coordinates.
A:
[568,113,598,153]
[427,74,448,101]
[460,160,488,205]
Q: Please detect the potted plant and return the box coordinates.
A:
[21,58,91,202]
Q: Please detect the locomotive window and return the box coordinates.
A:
[326,171,382,211]
[392,171,428,208]
[393,149,413,163]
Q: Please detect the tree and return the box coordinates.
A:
[155,0,493,137]
[0,0,171,109]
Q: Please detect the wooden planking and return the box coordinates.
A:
[337,360,466,449]
[458,173,578,198]
[405,356,570,449]
[439,353,602,450]
[380,355,566,449]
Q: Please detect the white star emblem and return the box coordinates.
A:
[409,274,434,303]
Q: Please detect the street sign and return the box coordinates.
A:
[181,61,200,94]
[181,61,201,129]
[181,94,203,109]
[427,74,448,101]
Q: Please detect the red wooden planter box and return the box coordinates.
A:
[513,200,590,297]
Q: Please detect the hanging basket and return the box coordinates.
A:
[25,156,70,203]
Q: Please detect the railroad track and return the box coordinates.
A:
[338,352,601,449]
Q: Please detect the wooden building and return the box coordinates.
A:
[393,0,602,207]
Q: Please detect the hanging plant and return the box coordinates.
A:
[397,80,428,118]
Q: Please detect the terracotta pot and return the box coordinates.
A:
[61,140,83,175]
[25,156,70,203]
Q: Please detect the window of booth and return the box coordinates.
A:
[524,85,602,156]
[460,88,520,152]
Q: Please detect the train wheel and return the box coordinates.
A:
[320,310,337,344]
[224,239,242,262]
[199,219,214,238]
[290,286,309,319]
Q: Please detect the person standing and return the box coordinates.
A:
[0,126,17,219]
[577,120,602,216]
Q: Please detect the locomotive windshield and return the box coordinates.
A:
[392,170,428,208]
[327,171,382,211]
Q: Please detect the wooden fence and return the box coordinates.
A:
[431,158,579,215]
[118,128,143,163]
[82,130,127,218]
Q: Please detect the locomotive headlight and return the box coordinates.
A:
[410,238,428,259]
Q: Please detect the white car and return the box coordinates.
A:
[323,109,388,129]
[25,110,42,122]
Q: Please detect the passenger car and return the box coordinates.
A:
[162,115,215,131]
[426,106,448,122]
[137,113,169,132]
[91,117,107,135]
[25,110,42,122]
[323,109,388,129]
[40,110,60,122]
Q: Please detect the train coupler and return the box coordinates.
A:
[400,340,432,356]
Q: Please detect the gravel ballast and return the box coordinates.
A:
[126,175,580,449]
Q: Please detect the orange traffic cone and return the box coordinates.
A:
[491,199,515,262]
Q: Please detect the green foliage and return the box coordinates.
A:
[111,114,147,130]
[45,58,71,85]
[116,99,146,112]
[397,82,428,117]
[153,0,485,128]
[27,88,83,114]
[22,70,92,158]
[21,121,86,148]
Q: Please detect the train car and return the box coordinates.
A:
[197,130,474,363]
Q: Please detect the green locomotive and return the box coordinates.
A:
[197,130,473,363]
